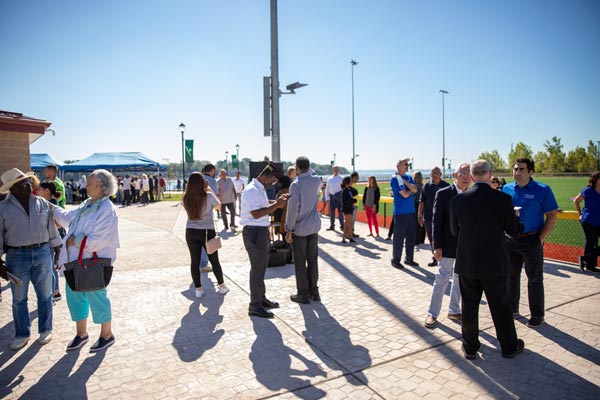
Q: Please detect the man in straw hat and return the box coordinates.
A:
[0,168,62,350]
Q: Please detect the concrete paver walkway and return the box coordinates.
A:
[1,201,598,399]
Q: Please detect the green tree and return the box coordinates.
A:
[478,150,507,172]
[507,142,533,167]
[586,140,599,172]
[543,136,566,172]
[533,151,548,172]
[565,146,588,172]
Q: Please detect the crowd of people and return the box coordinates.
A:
[0,156,598,362]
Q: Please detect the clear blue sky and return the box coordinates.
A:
[1,0,599,171]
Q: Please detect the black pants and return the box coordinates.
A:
[221,202,236,229]
[185,228,224,288]
[149,187,155,202]
[242,226,270,307]
[460,274,518,355]
[123,190,131,206]
[507,235,544,318]
[292,233,319,295]
[581,221,600,267]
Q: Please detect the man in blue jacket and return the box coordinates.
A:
[390,158,418,269]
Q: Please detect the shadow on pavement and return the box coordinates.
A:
[172,285,225,362]
[0,343,41,398]
[0,310,38,368]
[250,318,326,399]
[18,350,106,399]
[300,302,371,384]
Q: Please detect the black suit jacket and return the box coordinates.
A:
[432,184,459,258]
[450,182,523,279]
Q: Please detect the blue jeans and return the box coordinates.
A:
[392,213,416,263]
[329,194,344,229]
[200,248,208,267]
[5,244,53,338]
[427,257,461,318]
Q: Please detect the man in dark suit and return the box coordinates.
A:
[424,163,471,329]
[450,160,525,360]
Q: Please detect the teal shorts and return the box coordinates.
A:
[65,285,112,324]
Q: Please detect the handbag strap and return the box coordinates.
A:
[76,236,98,265]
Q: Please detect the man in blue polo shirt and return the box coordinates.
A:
[390,158,418,269]
[503,158,558,328]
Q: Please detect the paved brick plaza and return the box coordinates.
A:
[1,201,598,399]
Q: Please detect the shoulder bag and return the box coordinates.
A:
[205,211,222,255]
[64,236,114,292]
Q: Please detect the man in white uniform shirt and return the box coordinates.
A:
[240,162,288,319]
[325,165,344,231]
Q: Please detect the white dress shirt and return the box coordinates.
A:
[239,179,270,227]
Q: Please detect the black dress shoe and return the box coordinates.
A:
[248,306,274,319]
[588,266,600,273]
[262,298,280,309]
[290,294,310,304]
[404,259,419,267]
[391,260,404,269]
[462,344,477,360]
[502,339,525,358]
[326,226,335,231]
[310,291,321,302]
[427,259,438,267]
[526,317,544,328]
[353,233,360,238]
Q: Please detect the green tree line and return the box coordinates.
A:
[479,138,599,173]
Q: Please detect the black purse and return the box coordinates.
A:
[63,236,113,292]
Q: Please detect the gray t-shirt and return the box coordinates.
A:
[217,178,236,204]
[185,192,220,230]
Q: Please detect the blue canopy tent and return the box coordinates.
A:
[61,152,166,172]
[30,153,63,171]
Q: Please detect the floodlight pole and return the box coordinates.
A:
[179,122,186,186]
[351,59,358,172]
[439,90,449,177]
[270,0,281,162]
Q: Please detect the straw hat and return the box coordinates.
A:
[0,168,35,194]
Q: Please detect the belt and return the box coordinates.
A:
[243,226,269,230]
[6,242,48,250]
[516,230,540,239]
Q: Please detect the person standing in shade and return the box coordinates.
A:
[574,171,600,273]
[78,175,88,200]
[390,158,418,269]
[341,176,356,243]
[217,169,237,230]
[418,167,449,267]
[44,164,66,208]
[325,165,344,231]
[503,158,558,328]
[450,160,524,360]
[413,171,426,245]
[241,162,288,318]
[424,163,470,329]
[0,168,62,350]
[122,175,131,206]
[285,157,322,304]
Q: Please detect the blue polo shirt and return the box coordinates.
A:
[580,186,600,226]
[390,174,415,215]
[503,178,558,234]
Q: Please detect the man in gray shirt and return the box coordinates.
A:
[217,169,237,230]
[0,168,62,350]
[285,157,322,304]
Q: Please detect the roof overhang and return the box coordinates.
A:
[0,111,52,144]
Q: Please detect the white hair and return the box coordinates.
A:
[90,169,117,196]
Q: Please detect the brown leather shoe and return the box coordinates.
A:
[447,313,462,322]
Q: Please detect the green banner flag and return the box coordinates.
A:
[185,140,194,162]
[231,154,238,168]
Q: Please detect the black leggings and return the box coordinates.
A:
[185,228,225,288]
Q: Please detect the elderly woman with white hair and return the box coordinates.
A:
[53,169,120,352]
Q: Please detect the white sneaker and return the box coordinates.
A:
[200,266,213,273]
[10,337,30,350]
[38,331,53,345]
[216,285,230,295]
[195,288,205,299]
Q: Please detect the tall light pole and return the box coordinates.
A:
[236,144,240,173]
[270,0,281,162]
[179,122,186,186]
[351,59,358,172]
[439,90,449,177]
[225,151,229,174]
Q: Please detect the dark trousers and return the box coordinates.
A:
[460,274,518,355]
[292,233,319,295]
[242,226,270,307]
[581,221,600,267]
[149,187,155,202]
[221,202,236,229]
[392,213,416,263]
[329,195,344,229]
[424,219,433,249]
[507,235,544,318]
[185,228,224,288]
[123,189,131,205]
